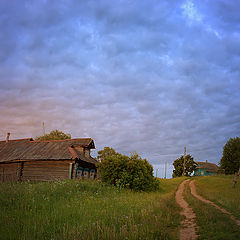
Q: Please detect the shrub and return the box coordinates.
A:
[97,149,159,191]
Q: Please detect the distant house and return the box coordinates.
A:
[0,138,98,182]
[194,161,219,176]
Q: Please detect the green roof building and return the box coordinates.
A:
[194,161,219,176]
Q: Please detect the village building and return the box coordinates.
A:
[0,137,98,182]
[194,160,219,176]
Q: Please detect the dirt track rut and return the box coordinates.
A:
[189,180,240,227]
[176,180,198,240]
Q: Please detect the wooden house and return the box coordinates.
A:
[194,161,219,176]
[0,138,98,182]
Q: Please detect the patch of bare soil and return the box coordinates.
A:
[176,179,198,240]
[189,180,240,227]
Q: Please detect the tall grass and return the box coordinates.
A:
[194,175,240,218]
[0,178,184,240]
[184,181,240,240]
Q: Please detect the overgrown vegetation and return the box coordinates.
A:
[220,136,240,174]
[97,147,159,191]
[184,179,240,240]
[172,154,197,177]
[194,175,240,219]
[0,179,183,240]
[35,129,71,141]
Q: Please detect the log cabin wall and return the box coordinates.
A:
[0,160,96,182]
[0,160,74,182]
[0,162,21,182]
[21,160,74,181]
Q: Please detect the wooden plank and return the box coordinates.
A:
[0,163,20,182]
[22,160,71,181]
[0,160,75,182]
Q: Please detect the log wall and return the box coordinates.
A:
[0,160,96,182]
[0,163,21,182]
[22,160,73,181]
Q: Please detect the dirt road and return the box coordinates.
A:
[176,180,198,240]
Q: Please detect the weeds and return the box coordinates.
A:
[0,178,183,240]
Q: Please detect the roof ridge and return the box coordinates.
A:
[0,138,33,143]
[32,138,92,143]
[197,161,218,165]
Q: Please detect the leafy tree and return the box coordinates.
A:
[97,148,159,191]
[220,137,240,174]
[97,147,119,161]
[35,130,71,141]
[172,154,197,177]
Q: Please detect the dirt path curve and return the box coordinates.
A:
[189,180,240,227]
[176,179,198,240]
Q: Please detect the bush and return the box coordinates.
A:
[97,149,159,191]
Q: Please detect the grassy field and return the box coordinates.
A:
[193,175,240,219]
[0,178,184,240]
[184,178,240,240]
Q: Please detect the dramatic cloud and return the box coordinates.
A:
[0,0,239,177]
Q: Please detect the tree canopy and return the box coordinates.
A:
[97,147,118,161]
[220,137,240,174]
[35,130,71,141]
[97,147,159,191]
[172,154,197,177]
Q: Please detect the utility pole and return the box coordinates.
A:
[156,168,159,178]
[164,161,167,179]
[42,122,45,136]
[183,146,186,176]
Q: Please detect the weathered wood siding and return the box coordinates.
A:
[0,160,96,182]
[0,163,21,182]
[21,160,73,181]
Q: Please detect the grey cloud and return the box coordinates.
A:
[0,0,240,175]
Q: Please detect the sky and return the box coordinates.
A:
[0,0,240,178]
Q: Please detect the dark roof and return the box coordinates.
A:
[196,161,219,173]
[0,138,97,165]
[67,146,97,165]
[0,138,34,143]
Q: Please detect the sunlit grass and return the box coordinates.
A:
[194,175,240,219]
[0,178,184,240]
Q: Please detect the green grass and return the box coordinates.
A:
[184,180,240,240]
[193,175,240,219]
[0,178,184,240]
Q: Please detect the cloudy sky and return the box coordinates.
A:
[0,0,239,177]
